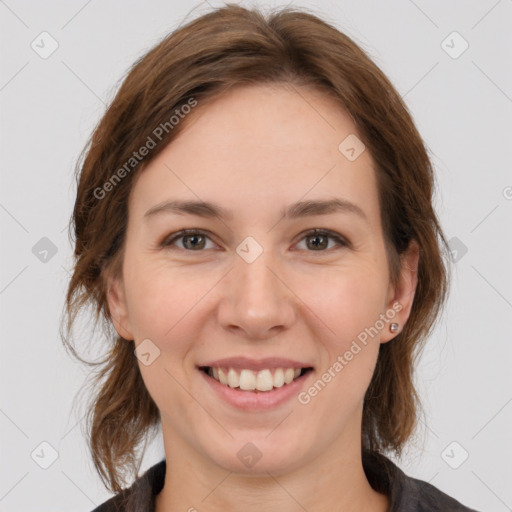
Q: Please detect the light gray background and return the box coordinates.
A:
[1,0,511,511]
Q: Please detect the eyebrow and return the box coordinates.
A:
[143,198,368,222]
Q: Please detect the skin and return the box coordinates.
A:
[106,83,419,511]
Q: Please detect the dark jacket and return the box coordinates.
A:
[91,450,480,511]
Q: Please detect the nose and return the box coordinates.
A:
[217,246,296,340]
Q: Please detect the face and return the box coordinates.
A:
[106,83,418,476]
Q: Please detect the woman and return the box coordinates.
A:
[62,4,480,511]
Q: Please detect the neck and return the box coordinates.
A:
[154,418,389,512]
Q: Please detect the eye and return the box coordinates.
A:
[294,229,349,252]
[160,228,349,252]
[161,229,216,251]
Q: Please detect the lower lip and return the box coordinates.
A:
[199,368,313,411]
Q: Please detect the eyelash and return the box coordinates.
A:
[160,228,349,253]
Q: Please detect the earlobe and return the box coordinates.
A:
[381,240,420,343]
[105,275,134,341]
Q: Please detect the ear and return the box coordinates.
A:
[380,239,420,343]
[105,271,135,341]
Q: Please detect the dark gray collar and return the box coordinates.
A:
[92,451,479,511]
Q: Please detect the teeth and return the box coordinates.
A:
[227,368,239,388]
[239,369,256,390]
[207,366,307,392]
[273,368,284,388]
[255,369,273,391]
[218,368,228,385]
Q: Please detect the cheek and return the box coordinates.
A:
[305,273,385,402]
[124,245,388,348]
[300,263,388,342]
[124,258,219,342]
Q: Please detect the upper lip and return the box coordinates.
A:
[199,357,314,372]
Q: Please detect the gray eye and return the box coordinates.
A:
[295,230,347,251]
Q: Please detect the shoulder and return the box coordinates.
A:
[363,450,481,512]
[90,459,166,512]
[397,472,480,512]
[90,490,129,512]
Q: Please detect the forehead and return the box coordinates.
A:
[128,83,380,229]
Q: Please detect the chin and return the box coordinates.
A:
[203,434,310,476]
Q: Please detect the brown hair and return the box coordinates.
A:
[61,3,451,494]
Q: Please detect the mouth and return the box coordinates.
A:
[198,366,314,393]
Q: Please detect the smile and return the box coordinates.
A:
[200,366,313,392]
